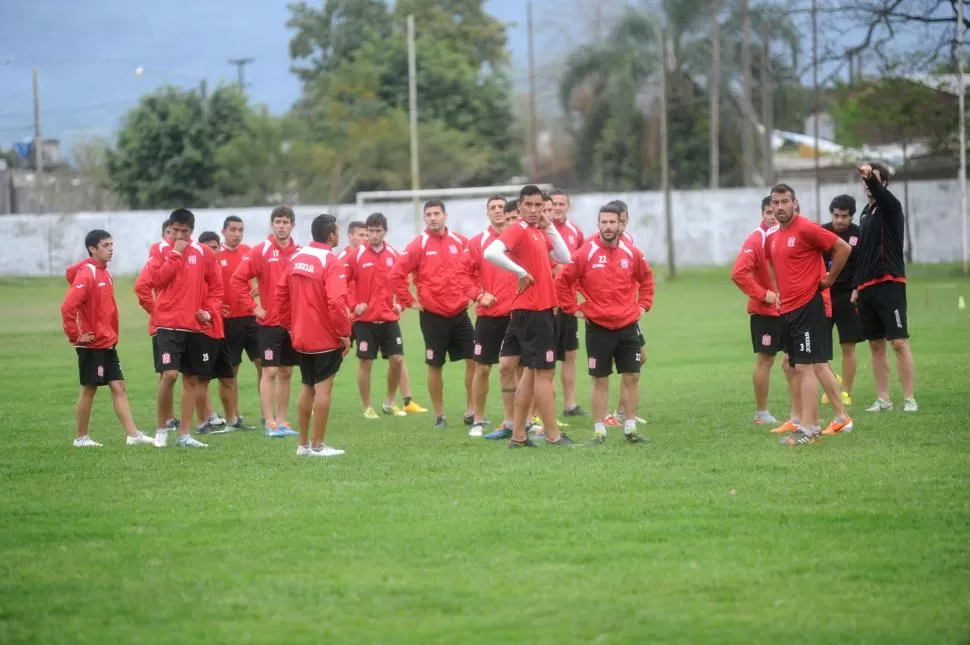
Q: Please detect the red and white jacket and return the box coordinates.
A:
[462,227,518,318]
[389,228,472,318]
[133,240,172,335]
[61,259,119,349]
[552,219,585,276]
[276,242,352,354]
[346,243,401,323]
[230,236,301,328]
[556,237,655,330]
[146,240,224,332]
[219,243,252,319]
[731,223,780,317]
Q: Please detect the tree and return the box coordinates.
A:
[107,85,250,209]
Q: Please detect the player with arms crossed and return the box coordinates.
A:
[485,184,574,447]
[389,200,476,428]
[853,163,917,412]
[61,230,154,447]
[765,185,853,446]
[276,214,351,458]
[231,206,302,437]
[556,204,653,443]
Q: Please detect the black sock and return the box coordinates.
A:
[403,396,412,406]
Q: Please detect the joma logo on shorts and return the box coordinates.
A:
[894,309,902,328]
[294,262,315,273]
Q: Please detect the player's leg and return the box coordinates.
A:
[386,354,405,412]
[463,360,476,424]
[881,283,916,408]
[358,359,374,413]
[840,342,857,400]
[585,320,614,440]
[75,385,98,444]
[753,353,775,414]
[153,330,186,446]
[818,312,852,435]
[892,338,916,403]
[419,311,449,424]
[615,324,646,441]
[472,362,492,422]
[783,295,828,445]
[276,366,294,427]
[354,322,376,415]
[750,314,781,424]
[310,376,337,451]
[297,382,313,450]
[258,327,283,431]
[869,338,891,403]
[559,313,583,415]
[590,375,609,438]
[108,380,150,445]
[511,367,536,444]
[524,310,566,444]
[300,351,345,456]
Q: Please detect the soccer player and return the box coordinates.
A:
[341,221,368,260]
[346,212,409,418]
[557,204,653,443]
[462,194,518,437]
[231,206,302,437]
[61,230,154,447]
[389,199,476,428]
[276,214,351,457]
[484,184,573,447]
[550,189,587,417]
[146,208,223,448]
[822,195,863,405]
[853,163,917,412]
[731,196,789,425]
[219,215,260,429]
[505,198,519,222]
[765,184,852,446]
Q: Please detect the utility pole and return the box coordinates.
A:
[32,66,43,212]
[199,79,209,122]
[740,0,754,187]
[527,0,539,182]
[709,0,721,189]
[228,58,254,90]
[654,21,675,279]
[407,15,422,235]
[812,0,821,222]
[761,26,774,185]
[959,0,968,274]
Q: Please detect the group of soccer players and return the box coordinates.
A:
[61,184,656,454]
[731,163,918,446]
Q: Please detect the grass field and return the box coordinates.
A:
[1,266,969,644]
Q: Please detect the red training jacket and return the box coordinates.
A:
[133,240,172,336]
[552,219,585,276]
[730,224,780,317]
[61,259,119,348]
[230,236,301,328]
[219,243,252,319]
[462,227,518,318]
[346,243,401,323]
[388,228,472,318]
[147,239,223,332]
[276,242,352,354]
[556,236,655,331]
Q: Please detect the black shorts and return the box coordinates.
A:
[831,292,864,345]
[76,347,124,386]
[473,315,511,365]
[501,309,557,370]
[152,334,162,373]
[585,321,642,377]
[298,350,343,386]
[750,314,784,354]
[781,293,832,366]
[419,310,474,367]
[200,336,235,381]
[225,316,260,365]
[354,321,404,360]
[258,325,299,367]
[155,329,215,377]
[858,281,909,341]
[555,311,580,360]
[636,323,645,347]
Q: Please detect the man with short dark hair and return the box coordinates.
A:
[853,163,917,412]
[550,188,587,417]
[389,200,476,428]
[276,214,351,457]
[485,185,574,447]
[557,204,653,443]
[231,206,301,438]
[765,184,853,445]
[146,208,223,448]
[61,230,154,447]
[822,194,863,407]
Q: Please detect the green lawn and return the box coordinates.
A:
[1,267,968,644]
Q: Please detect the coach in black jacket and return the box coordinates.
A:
[850,163,918,413]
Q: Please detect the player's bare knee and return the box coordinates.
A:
[756,352,775,367]
[621,372,640,387]
[389,355,404,367]
[80,385,98,398]
[108,380,126,395]
[159,370,179,386]
[279,367,293,382]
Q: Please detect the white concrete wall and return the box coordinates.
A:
[0,179,963,277]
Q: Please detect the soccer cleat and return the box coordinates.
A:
[363,407,380,420]
[468,422,487,438]
[126,432,154,446]
[382,404,407,417]
[176,435,208,448]
[165,418,180,430]
[509,437,537,448]
[296,444,311,457]
[228,416,256,431]
[463,413,475,426]
[902,399,918,413]
[153,429,169,448]
[264,424,287,438]
[841,392,852,406]
[484,425,513,440]
[546,433,575,446]
[781,429,820,446]
[822,416,854,435]
[753,412,779,426]
[277,423,299,437]
[623,430,649,443]
[309,444,345,457]
[73,435,103,448]
[403,400,428,413]
[866,399,893,412]
[770,419,798,434]
[604,415,621,428]
[434,416,448,429]
[590,432,607,444]
[563,405,589,417]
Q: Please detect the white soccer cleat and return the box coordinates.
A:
[126,432,154,446]
[309,444,345,457]
[73,435,103,448]
[175,435,208,448]
[865,399,893,412]
[902,398,918,413]
[296,445,311,456]
[153,429,168,448]
[468,422,486,438]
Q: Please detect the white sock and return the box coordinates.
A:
[756,409,770,416]
[624,419,637,434]
[594,422,607,435]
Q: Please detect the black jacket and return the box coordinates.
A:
[823,222,861,296]
[854,175,906,288]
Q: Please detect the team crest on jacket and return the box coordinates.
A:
[449,245,458,254]
[849,236,858,246]
[188,255,197,265]
[386,257,394,267]
[787,236,796,248]
[620,258,629,269]
[568,235,576,245]
[220,259,228,267]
